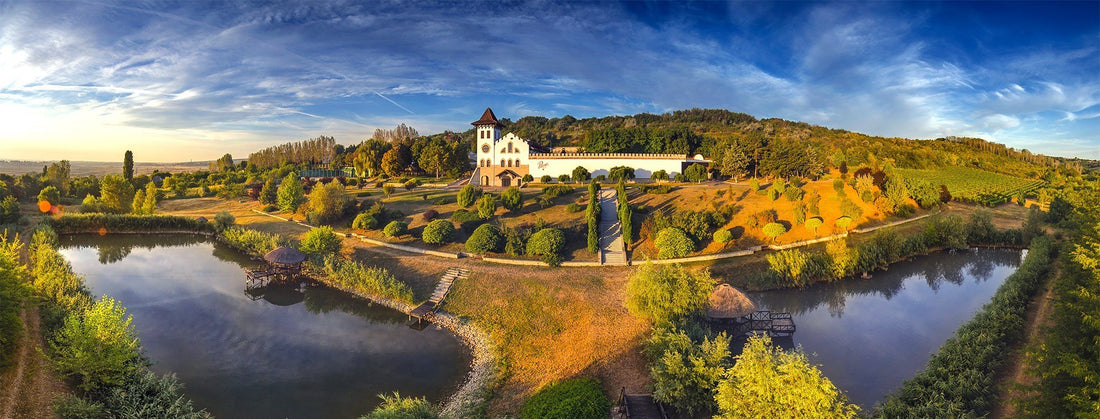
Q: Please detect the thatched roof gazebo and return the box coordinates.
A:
[706,284,757,321]
[262,246,306,277]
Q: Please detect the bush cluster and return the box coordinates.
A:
[313,254,414,304]
[221,226,288,255]
[542,185,574,200]
[299,226,342,257]
[526,227,565,266]
[520,377,610,419]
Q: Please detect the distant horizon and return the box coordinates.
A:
[2,1,1097,162]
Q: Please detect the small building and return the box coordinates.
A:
[469,107,710,187]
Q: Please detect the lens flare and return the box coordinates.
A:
[37,200,51,213]
[98,227,108,236]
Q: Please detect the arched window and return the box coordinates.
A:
[515,159,520,166]
[500,159,505,167]
[507,160,512,167]
[508,142,514,153]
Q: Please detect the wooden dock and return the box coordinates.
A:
[727,310,796,337]
[408,267,469,324]
[613,387,667,419]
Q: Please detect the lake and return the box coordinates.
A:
[60,234,471,418]
[743,247,1025,410]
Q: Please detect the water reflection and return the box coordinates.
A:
[59,234,470,418]
[743,247,1023,410]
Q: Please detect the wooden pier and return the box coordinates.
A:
[408,267,469,324]
[725,310,796,337]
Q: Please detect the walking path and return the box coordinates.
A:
[599,188,628,266]
[409,267,469,322]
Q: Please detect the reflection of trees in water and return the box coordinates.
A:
[97,243,132,264]
[302,287,404,325]
[62,234,211,265]
[750,249,1023,318]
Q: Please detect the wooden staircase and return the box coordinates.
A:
[409,267,469,323]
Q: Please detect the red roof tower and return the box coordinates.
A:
[471,107,501,127]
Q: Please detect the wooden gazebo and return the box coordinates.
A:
[245,246,306,290]
[706,284,757,322]
[264,246,306,277]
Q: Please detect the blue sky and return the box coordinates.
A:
[1,0,1097,162]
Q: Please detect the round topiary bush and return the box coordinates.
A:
[421,219,456,244]
[520,377,610,419]
[422,209,439,221]
[714,229,733,244]
[465,223,504,254]
[526,227,565,257]
[655,227,694,259]
[383,220,408,238]
[352,213,378,230]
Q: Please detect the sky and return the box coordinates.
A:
[1,0,1098,162]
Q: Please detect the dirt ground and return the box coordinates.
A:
[0,303,69,419]
[990,271,1058,418]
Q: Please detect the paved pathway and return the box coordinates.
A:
[599,188,628,266]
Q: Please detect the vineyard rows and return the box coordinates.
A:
[897,167,1044,207]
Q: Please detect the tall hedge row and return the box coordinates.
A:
[586,182,601,253]
[47,214,215,234]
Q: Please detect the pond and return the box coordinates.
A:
[743,247,1025,411]
[59,234,472,418]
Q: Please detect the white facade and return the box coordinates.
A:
[528,154,687,179]
[470,107,706,186]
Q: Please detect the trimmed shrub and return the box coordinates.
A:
[46,214,214,234]
[383,221,408,238]
[713,229,733,244]
[422,209,439,221]
[459,184,486,207]
[762,222,787,242]
[521,377,610,419]
[477,194,497,219]
[465,223,504,254]
[540,175,553,183]
[422,220,455,244]
[526,228,565,259]
[501,186,523,212]
[542,185,574,199]
[655,227,694,259]
[566,203,583,213]
[353,213,379,230]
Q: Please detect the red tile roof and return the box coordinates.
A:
[471,107,501,126]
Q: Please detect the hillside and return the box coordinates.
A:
[463,109,1084,180]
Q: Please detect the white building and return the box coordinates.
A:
[470,107,708,187]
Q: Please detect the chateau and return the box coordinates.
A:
[469,107,708,187]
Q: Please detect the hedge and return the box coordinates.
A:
[47,214,215,234]
[876,236,1055,417]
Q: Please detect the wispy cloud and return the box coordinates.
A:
[0,0,1096,161]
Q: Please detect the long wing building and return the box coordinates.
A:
[470,107,708,187]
